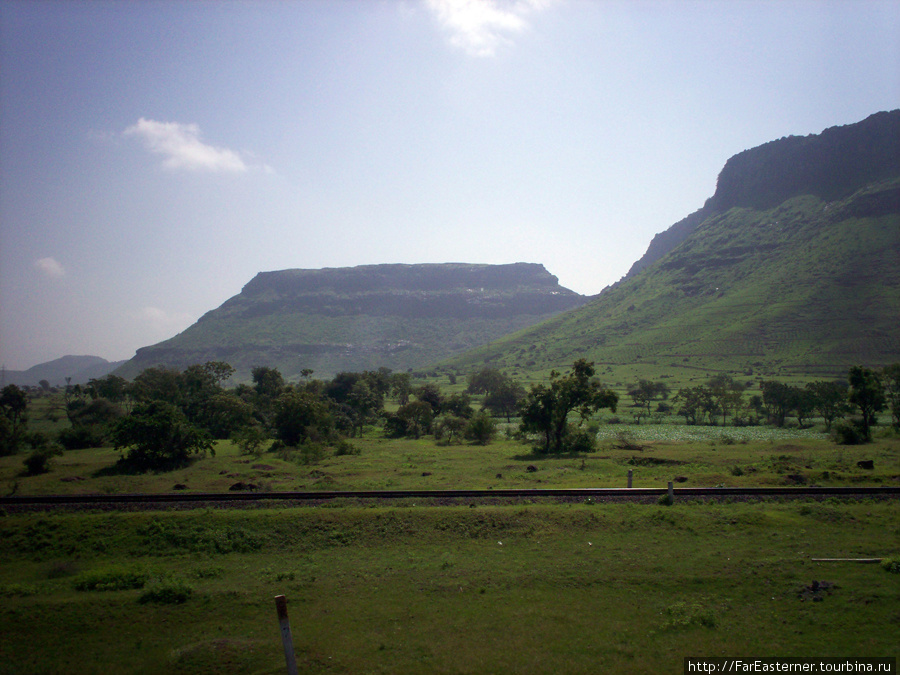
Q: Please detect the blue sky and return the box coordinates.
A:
[1,0,898,370]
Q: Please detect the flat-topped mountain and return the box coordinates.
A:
[116,263,586,381]
[445,111,900,380]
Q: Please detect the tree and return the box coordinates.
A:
[433,415,468,444]
[385,401,433,439]
[443,392,474,419]
[389,373,412,406]
[0,384,29,456]
[848,366,885,439]
[805,380,848,430]
[483,379,525,423]
[272,389,335,447]
[111,401,214,471]
[467,367,507,395]
[761,381,797,427]
[518,359,617,454]
[707,375,744,426]
[882,363,900,430]
[627,379,670,424]
[673,386,714,425]
[414,384,444,414]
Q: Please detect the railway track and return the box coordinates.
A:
[1,485,898,509]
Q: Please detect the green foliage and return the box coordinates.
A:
[0,384,29,456]
[519,359,618,454]
[830,419,868,445]
[880,558,900,574]
[138,582,193,605]
[23,441,62,476]
[848,365,886,439]
[272,389,335,446]
[464,411,496,445]
[230,424,269,456]
[74,566,150,592]
[111,401,214,471]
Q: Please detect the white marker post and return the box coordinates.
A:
[275,595,299,675]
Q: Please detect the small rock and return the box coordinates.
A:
[172,483,187,490]
[674,476,688,483]
[857,460,874,470]
[526,465,538,473]
[495,473,503,479]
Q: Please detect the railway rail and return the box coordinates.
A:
[1,485,897,509]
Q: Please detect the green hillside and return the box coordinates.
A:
[116,263,586,382]
[443,113,900,385]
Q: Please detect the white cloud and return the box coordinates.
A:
[124,118,257,173]
[426,0,556,56]
[35,257,65,278]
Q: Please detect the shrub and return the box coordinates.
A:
[564,425,596,453]
[333,439,360,456]
[138,582,193,605]
[231,424,269,456]
[23,444,62,476]
[465,412,496,445]
[881,558,900,574]
[74,567,149,592]
[831,420,868,445]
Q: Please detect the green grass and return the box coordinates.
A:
[0,502,898,673]
[2,424,898,495]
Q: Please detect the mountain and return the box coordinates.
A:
[1,355,126,388]
[115,263,587,381]
[444,111,900,382]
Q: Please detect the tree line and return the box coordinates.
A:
[1,360,898,474]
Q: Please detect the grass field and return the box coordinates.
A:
[2,423,899,496]
[1,501,898,674]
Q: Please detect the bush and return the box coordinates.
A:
[74,567,149,592]
[138,582,193,605]
[564,425,596,453]
[465,412,496,445]
[231,424,269,456]
[111,401,214,471]
[57,425,105,450]
[881,558,900,574]
[333,439,360,456]
[831,420,869,445]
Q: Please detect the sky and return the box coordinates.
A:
[1,0,899,370]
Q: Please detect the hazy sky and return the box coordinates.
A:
[2,0,898,370]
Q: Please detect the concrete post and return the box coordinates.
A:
[275,595,299,675]
[627,470,633,488]
[667,481,674,502]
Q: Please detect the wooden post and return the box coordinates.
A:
[275,595,299,675]
[668,481,674,502]
[627,470,633,488]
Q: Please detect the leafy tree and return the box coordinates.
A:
[518,359,617,454]
[443,392,474,419]
[482,379,526,423]
[86,374,130,405]
[0,384,29,456]
[707,375,744,426]
[111,401,214,471]
[272,389,335,447]
[433,415,468,444]
[627,379,671,424]
[467,367,507,395]
[389,373,412,406]
[58,397,124,449]
[132,366,183,406]
[805,380,848,430]
[414,384,444,414]
[882,363,900,430]
[465,411,496,445]
[761,381,797,427]
[385,401,433,439]
[848,366,885,439]
[673,386,715,425]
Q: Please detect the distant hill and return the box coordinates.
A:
[2,355,126,388]
[445,110,900,382]
[115,263,587,381]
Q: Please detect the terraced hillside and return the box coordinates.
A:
[444,111,900,382]
[116,263,586,381]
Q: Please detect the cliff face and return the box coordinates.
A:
[210,263,582,321]
[118,263,587,381]
[626,110,900,278]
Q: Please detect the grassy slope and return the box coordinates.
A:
[1,502,898,673]
[443,185,900,387]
